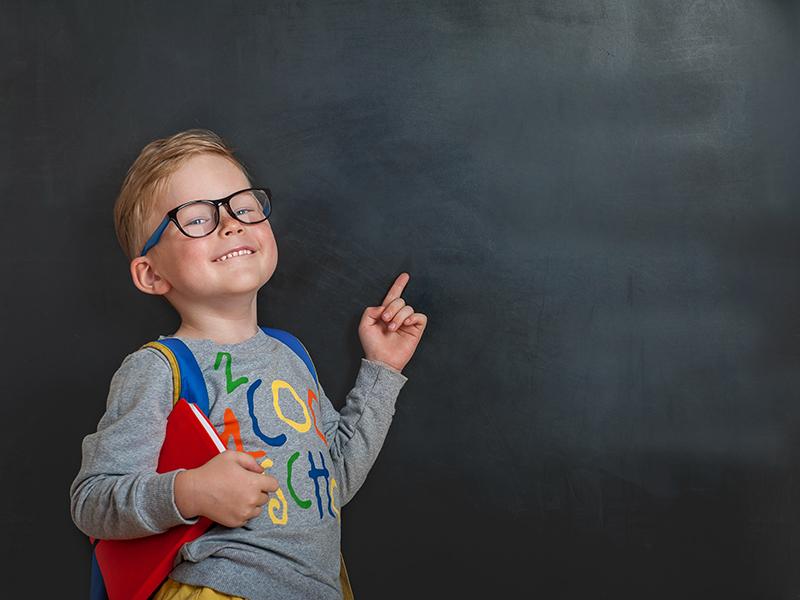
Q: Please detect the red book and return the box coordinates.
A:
[93,398,226,600]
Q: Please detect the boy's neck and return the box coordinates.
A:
[172,298,261,345]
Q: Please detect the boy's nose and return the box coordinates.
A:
[219,210,244,236]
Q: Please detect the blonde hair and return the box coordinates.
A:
[113,129,251,261]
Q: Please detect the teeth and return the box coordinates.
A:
[218,249,253,261]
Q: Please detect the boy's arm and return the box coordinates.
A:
[69,348,199,540]
[319,357,408,506]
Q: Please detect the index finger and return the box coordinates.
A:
[381,272,410,307]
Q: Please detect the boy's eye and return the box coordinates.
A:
[184,217,208,227]
[235,208,253,216]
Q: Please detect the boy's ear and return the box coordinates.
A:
[130,257,172,296]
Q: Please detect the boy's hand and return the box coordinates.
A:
[358,272,428,373]
[175,451,279,528]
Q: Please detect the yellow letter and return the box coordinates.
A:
[271,380,311,433]
[268,489,288,525]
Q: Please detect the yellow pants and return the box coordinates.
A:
[152,578,244,600]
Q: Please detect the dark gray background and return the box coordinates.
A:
[2,1,799,597]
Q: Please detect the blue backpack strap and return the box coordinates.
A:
[141,339,210,416]
[261,326,319,394]
[89,543,109,600]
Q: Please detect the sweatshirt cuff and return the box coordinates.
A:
[363,358,408,377]
[358,358,408,414]
[364,359,404,375]
[141,470,199,531]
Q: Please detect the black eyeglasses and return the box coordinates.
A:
[140,187,272,256]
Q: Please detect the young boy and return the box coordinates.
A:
[69,129,427,600]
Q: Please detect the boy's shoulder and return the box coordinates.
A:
[102,344,176,419]
[120,342,174,371]
[116,342,173,374]
[108,342,177,399]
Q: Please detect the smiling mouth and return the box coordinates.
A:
[214,249,256,262]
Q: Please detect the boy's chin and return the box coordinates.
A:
[231,274,274,295]
[219,279,269,295]
[193,278,270,300]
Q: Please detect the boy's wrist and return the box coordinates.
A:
[174,469,199,519]
[364,357,403,374]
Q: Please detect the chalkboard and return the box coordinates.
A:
[2,1,799,597]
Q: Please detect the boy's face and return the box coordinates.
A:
[133,153,278,305]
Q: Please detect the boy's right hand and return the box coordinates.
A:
[174,451,279,528]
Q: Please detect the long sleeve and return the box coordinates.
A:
[319,358,408,506]
[69,348,199,540]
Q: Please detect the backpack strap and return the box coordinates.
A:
[89,547,109,600]
[260,327,320,396]
[141,339,210,416]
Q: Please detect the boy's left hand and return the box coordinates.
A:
[359,272,428,374]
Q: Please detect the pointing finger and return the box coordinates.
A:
[381,272,410,307]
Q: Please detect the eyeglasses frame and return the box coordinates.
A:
[139,187,272,257]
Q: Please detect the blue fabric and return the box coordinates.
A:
[89,547,109,600]
[157,337,210,416]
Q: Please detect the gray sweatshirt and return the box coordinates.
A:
[70,329,407,599]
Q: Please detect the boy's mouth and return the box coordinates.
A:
[214,247,256,262]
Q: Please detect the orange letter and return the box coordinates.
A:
[218,407,265,460]
[307,389,327,445]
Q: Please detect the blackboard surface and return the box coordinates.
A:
[2,1,799,597]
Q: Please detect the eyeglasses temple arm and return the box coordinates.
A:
[140,216,171,256]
